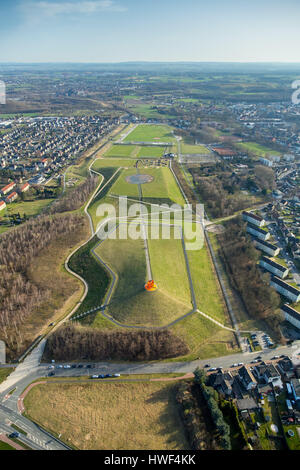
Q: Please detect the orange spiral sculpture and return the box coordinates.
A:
[144,280,157,292]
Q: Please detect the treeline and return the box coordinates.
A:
[194,368,231,450]
[43,324,189,361]
[49,175,99,213]
[0,214,86,354]
[193,176,252,219]
[217,217,282,337]
[176,382,219,450]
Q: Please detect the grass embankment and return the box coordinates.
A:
[24,381,189,450]
[0,368,13,384]
[68,236,110,319]
[94,233,192,327]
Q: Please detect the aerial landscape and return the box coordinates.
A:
[1,0,300,459]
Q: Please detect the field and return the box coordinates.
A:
[181,143,210,155]
[235,142,282,158]
[137,146,166,158]
[24,381,189,450]
[124,124,176,143]
[104,144,138,158]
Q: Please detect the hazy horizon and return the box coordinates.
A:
[1,0,300,63]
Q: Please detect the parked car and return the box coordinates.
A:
[9,432,20,439]
[113,374,121,377]
[91,375,98,379]
[208,368,217,371]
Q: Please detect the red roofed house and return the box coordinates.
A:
[0,200,6,211]
[20,182,30,193]
[5,191,18,204]
[1,182,16,196]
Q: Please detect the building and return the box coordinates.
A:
[5,191,18,204]
[0,200,6,211]
[246,223,270,241]
[253,237,280,257]
[253,363,281,385]
[259,256,289,279]
[20,182,30,193]
[282,304,300,329]
[290,378,300,408]
[242,211,265,227]
[270,277,300,303]
[238,366,257,390]
[259,157,273,167]
[0,182,16,196]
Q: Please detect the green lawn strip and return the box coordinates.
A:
[147,230,192,308]
[181,143,210,155]
[169,312,237,362]
[0,368,14,384]
[0,441,15,450]
[68,236,110,319]
[92,158,136,169]
[104,144,137,158]
[186,242,227,324]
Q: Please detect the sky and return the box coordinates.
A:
[0,0,300,63]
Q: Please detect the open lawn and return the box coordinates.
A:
[124,124,176,144]
[141,167,186,206]
[24,381,189,450]
[170,313,238,362]
[181,143,210,155]
[235,142,282,158]
[92,158,136,170]
[137,146,166,158]
[104,144,138,158]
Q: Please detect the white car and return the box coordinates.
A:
[63,365,71,369]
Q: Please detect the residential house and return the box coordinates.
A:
[5,191,18,204]
[282,304,300,329]
[253,237,280,257]
[246,223,270,241]
[271,277,300,303]
[259,256,289,279]
[0,200,6,211]
[253,363,281,385]
[238,366,257,391]
[1,181,16,196]
[243,211,265,227]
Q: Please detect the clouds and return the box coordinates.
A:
[20,0,127,18]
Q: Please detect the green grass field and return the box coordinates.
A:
[137,146,166,158]
[124,124,176,143]
[181,143,210,155]
[140,167,186,207]
[104,144,138,158]
[92,158,136,170]
[235,142,282,158]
